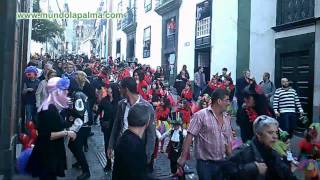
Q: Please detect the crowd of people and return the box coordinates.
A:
[19,52,315,180]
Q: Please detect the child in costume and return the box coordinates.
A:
[176,99,192,129]
[181,82,193,103]
[155,96,172,153]
[299,123,320,160]
[158,113,187,179]
[298,123,320,180]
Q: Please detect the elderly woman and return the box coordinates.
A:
[27,77,76,180]
[224,115,297,180]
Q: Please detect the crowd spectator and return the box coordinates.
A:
[259,72,276,105]
[273,78,304,137]
[235,70,251,109]
[225,115,297,180]
[194,66,206,100]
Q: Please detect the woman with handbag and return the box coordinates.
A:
[98,83,121,172]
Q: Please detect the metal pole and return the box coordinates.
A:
[26,0,33,63]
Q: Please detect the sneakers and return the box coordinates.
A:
[77,172,90,180]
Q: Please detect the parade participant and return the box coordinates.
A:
[23,66,40,123]
[134,69,149,100]
[158,113,187,179]
[178,88,233,180]
[236,82,274,142]
[181,81,193,103]
[224,115,298,180]
[112,103,151,180]
[176,99,192,129]
[203,73,221,95]
[26,77,76,180]
[175,70,189,96]
[222,73,235,100]
[220,67,228,81]
[155,96,171,153]
[36,69,57,108]
[298,123,320,160]
[108,77,156,173]
[154,66,165,81]
[144,70,153,85]
[66,71,91,180]
[192,94,210,113]
[98,83,121,172]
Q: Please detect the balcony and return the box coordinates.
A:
[122,7,137,34]
[274,0,315,32]
[155,0,182,16]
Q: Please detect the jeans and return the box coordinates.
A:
[25,104,36,122]
[194,85,206,100]
[279,112,297,137]
[196,160,224,180]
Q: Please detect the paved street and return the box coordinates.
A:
[11,117,308,180]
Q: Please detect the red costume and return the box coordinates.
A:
[177,107,192,125]
[181,88,193,101]
[137,80,149,100]
[156,106,170,121]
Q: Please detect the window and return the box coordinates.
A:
[144,0,152,12]
[117,1,122,30]
[196,17,210,38]
[143,26,151,58]
[116,39,121,58]
[196,0,211,38]
[165,17,176,49]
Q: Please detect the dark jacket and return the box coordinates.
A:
[112,130,147,180]
[108,97,156,162]
[235,77,250,104]
[26,104,67,177]
[23,78,40,105]
[223,137,297,180]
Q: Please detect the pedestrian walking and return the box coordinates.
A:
[273,78,304,137]
[177,88,233,180]
[107,77,156,173]
[112,103,151,180]
[97,83,120,172]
